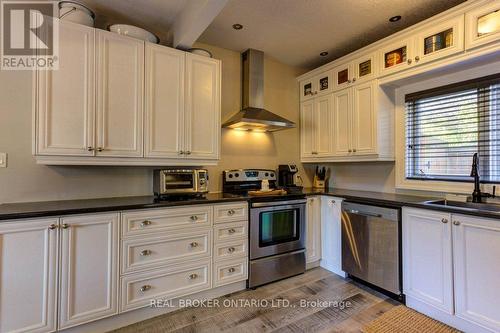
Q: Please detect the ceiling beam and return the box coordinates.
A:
[172,0,228,49]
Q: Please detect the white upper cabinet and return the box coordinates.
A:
[333,62,353,90]
[36,20,95,157]
[402,208,454,314]
[59,213,119,330]
[300,70,333,101]
[352,81,377,155]
[0,218,58,333]
[332,88,352,156]
[452,214,500,332]
[352,52,377,84]
[96,30,144,157]
[465,0,500,50]
[300,94,334,158]
[300,99,315,158]
[414,15,465,65]
[185,54,221,160]
[378,38,415,76]
[144,44,185,158]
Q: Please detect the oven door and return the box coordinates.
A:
[250,199,306,260]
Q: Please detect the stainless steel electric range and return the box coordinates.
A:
[222,169,306,288]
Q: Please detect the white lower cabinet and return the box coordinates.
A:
[306,196,322,263]
[0,218,58,333]
[403,208,500,333]
[320,196,345,277]
[58,213,120,329]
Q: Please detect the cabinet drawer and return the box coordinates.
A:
[214,221,247,243]
[122,206,212,237]
[213,258,248,287]
[121,229,212,274]
[214,239,247,262]
[120,260,211,312]
[213,202,248,224]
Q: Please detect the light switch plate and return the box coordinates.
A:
[0,153,7,168]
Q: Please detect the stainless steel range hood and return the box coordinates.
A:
[222,49,295,132]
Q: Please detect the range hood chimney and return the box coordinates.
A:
[222,49,295,132]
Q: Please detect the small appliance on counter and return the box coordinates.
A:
[153,169,208,199]
[313,166,327,189]
[278,164,303,194]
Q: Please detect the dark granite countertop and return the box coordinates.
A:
[2,187,500,221]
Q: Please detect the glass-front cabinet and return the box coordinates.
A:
[353,53,377,84]
[299,70,333,101]
[333,63,352,90]
[378,38,414,76]
[465,1,500,50]
[414,15,464,65]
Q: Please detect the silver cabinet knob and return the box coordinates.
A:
[347,79,352,83]
[140,285,151,292]
[140,249,152,256]
[185,151,191,155]
[188,273,198,280]
[228,228,236,234]
[141,220,152,228]
[227,247,236,253]
[453,221,460,226]
[190,215,198,221]
[348,149,352,153]
[61,223,69,229]
[228,267,236,273]
[415,56,420,62]
[227,209,235,216]
[331,200,336,204]
[352,77,357,82]
[179,151,185,155]
[48,224,58,230]
[190,242,199,248]
[87,146,94,151]
[97,147,104,152]
[441,218,448,224]
[353,149,357,153]
[407,59,412,65]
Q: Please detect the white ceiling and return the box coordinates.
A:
[198,0,466,69]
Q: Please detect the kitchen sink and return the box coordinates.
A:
[421,199,500,214]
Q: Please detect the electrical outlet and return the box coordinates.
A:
[0,153,7,168]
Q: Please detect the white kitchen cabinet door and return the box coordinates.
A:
[378,38,414,76]
[184,54,221,160]
[333,62,353,91]
[96,30,144,157]
[36,20,95,156]
[320,196,344,277]
[332,88,352,156]
[465,1,500,50]
[314,94,334,157]
[352,52,377,84]
[59,213,119,329]
[452,214,500,332]
[306,196,321,263]
[414,15,464,66]
[402,208,454,314]
[352,81,377,155]
[300,100,315,158]
[0,218,58,333]
[145,44,185,158]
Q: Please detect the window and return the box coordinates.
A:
[406,74,500,183]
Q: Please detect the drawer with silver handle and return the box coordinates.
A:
[214,239,247,261]
[214,221,247,243]
[121,206,212,237]
[213,258,248,287]
[213,202,248,224]
[121,229,212,274]
[120,260,211,312]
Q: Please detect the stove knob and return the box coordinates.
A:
[228,174,233,178]
[270,173,275,177]
[235,173,240,178]
[265,172,269,177]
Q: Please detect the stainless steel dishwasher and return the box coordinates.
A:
[341,202,401,296]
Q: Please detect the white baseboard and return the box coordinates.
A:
[61,281,246,333]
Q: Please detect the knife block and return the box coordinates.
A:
[313,175,326,189]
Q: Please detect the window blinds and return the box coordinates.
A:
[405,74,500,183]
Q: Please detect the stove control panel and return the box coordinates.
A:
[224,169,276,182]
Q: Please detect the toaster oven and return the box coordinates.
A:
[153,169,209,196]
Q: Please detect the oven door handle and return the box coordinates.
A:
[345,209,383,218]
[251,199,307,208]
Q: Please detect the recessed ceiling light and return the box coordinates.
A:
[232,23,243,30]
[389,15,402,22]
[320,51,328,57]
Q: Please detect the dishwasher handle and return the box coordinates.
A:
[346,209,383,218]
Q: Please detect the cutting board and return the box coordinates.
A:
[247,189,287,196]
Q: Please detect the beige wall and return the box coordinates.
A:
[0,42,309,204]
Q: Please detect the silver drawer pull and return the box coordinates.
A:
[441,218,448,224]
[228,267,236,273]
[140,220,152,228]
[140,285,151,292]
[227,209,235,216]
[188,273,198,280]
[140,249,152,256]
[227,247,236,253]
[48,224,58,230]
[228,228,236,234]
[190,215,198,221]
[190,242,199,248]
